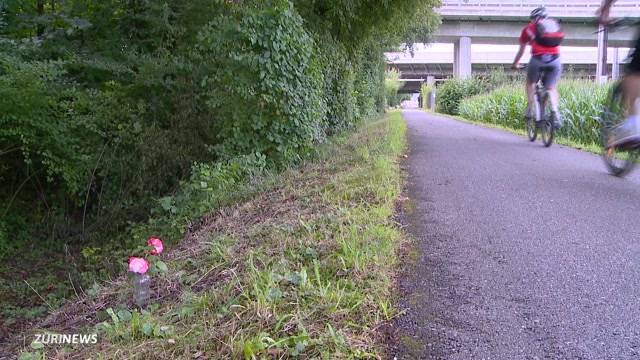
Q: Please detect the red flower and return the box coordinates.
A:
[128,257,149,274]
[147,237,164,255]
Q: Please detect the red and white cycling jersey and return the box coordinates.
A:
[520,22,560,56]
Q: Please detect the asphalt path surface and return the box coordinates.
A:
[394,110,640,359]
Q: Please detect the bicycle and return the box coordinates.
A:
[598,18,640,176]
[520,65,555,147]
[601,82,640,177]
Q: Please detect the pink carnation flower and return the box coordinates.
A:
[128,257,149,274]
[147,237,164,255]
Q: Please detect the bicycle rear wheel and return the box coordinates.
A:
[526,100,539,142]
[601,83,639,177]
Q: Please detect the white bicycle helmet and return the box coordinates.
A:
[530,7,548,20]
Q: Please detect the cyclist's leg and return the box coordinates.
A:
[526,57,543,119]
[525,83,537,119]
[541,56,562,127]
[609,32,640,147]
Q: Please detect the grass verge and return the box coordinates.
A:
[12,111,408,359]
[438,112,603,155]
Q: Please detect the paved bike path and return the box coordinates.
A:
[394,110,640,359]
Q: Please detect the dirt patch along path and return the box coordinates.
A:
[393,110,640,359]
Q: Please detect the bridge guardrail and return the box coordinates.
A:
[441,0,638,7]
[439,0,640,17]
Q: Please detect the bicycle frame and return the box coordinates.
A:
[533,82,549,122]
[520,64,555,146]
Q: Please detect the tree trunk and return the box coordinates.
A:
[36,0,45,37]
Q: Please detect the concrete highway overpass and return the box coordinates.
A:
[392,0,640,86]
[387,44,631,93]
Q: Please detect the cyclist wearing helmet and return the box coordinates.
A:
[512,7,563,129]
[599,0,640,148]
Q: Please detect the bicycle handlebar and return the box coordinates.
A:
[595,17,640,33]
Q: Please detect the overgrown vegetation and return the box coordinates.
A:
[437,77,493,115]
[384,68,407,108]
[14,112,408,359]
[0,0,439,347]
[436,71,525,115]
[458,80,609,146]
[420,83,434,110]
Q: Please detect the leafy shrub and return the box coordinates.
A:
[352,43,387,119]
[420,83,434,110]
[197,3,325,162]
[131,152,269,247]
[0,55,98,199]
[317,36,358,135]
[384,69,403,108]
[436,77,487,115]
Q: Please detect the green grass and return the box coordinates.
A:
[15,112,408,359]
[452,79,612,155]
[441,112,603,155]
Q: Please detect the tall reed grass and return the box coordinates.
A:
[458,80,610,146]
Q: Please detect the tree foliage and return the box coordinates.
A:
[0,0,440,257]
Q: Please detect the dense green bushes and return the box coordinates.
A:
[0,0,438,256]
[458,80,609,145]
[197,5,325,161]
[420,83,436,110]
[436,72,526,115]
[436,77,488,115]
[0,0,440,326]
[385,68,411,108]
[318,37,358,135]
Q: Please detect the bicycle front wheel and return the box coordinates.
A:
[601,83,639,177]
[541,96,554,147]
[526,116,537,142]
[541,120,554,147]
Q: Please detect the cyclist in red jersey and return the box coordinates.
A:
[512,7,563,129]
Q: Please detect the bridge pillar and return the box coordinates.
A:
[454,37,472,79]
[426,75,435,85]
[596,25,608,83]
[612,48,620,80]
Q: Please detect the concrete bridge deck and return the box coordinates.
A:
[421,0,640,80]
[387,45,629,92]
[440,0,640,18]
[437,1,637,48]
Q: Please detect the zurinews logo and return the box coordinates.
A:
[33,333,98,345]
